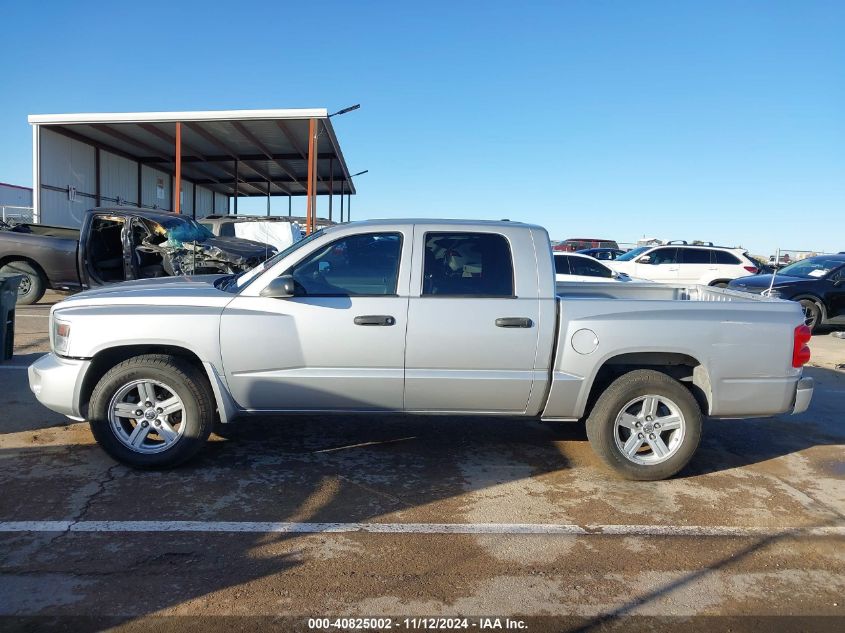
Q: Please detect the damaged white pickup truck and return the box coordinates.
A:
[28,220,814,480]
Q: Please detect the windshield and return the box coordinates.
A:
[615,246,650,262]
[777,257,844,279]
[223,229,325,291]
[154,216,216,243]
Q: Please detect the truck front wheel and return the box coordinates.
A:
[586,369,702,480]
[88,354,214,469]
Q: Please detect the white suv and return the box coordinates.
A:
[608,243,759,286]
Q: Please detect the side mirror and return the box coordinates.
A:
[610,270,620,279]
[260,275,296,298]
[637,255,652,264]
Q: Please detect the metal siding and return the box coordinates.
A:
[0,184,33,207]
[99,151,138,205]
[180,180,194,214]
[214,192,228,214]
[195,187,213,218]
[140,165,171,211]
[39,188,90,227]
[40,128,96,194]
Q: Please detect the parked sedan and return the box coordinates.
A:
[576,247,627,261]
[728,254,845,332]
[555,252,644,283]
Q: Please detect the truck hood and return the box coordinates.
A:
[203,235,275,259]
[53,275,233,311]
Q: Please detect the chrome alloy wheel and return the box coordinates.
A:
[108,379,186,454]
[613,394,686,465]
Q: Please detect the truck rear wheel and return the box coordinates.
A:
[88,354,214,469]
[586,369,702,480]
[0,260,46,305]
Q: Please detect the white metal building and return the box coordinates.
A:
[28,109,357,230]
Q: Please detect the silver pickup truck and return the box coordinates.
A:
[28,220,814,480]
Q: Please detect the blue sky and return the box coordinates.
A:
[1,0,843,254]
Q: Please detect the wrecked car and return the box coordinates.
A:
[0,207,277,304]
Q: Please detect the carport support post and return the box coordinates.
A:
[340,180,345,223]
[305,118,317,235]
[266,180,271,216]
[347,193,351,221]
[173,122,181,213]
[233,159,238,215]
[328,158,334,222]
[288,195,291,217]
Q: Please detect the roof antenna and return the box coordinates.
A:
[767,248,780,296]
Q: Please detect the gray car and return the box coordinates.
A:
[28,219,813,480]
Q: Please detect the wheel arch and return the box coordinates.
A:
[78,345,215,420]
[582,351,712,419]
[708,279,732,287]
[0,255,49,285]
[791,294,827,322]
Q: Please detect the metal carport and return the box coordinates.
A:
[28,108,358,234]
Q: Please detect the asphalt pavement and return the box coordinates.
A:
[1,292,843,632]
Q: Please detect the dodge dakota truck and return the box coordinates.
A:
[28,220,814,480]
[0,207,277,304]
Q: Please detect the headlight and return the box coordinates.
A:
[762,288,782,298]
[52,317,71,355]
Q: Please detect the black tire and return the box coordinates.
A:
[798,298,823,334]
[89,354,214,469]
[1,260,46,305]
[586,369,702,481]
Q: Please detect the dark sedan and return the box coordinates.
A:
[576,247,627,261]
[728,254,845,332]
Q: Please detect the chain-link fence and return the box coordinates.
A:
[0,206,34,225]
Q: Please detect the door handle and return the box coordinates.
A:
[354,315,396,326]
[495,317,533,328]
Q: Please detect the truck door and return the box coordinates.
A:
[219,230,410,411]
[636,247,680,283]
[677,247,711,283]
[403,227,541,413]
[827,266,845,320]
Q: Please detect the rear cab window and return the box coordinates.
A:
[422,232,514,297]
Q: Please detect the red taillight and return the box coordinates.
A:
[743,266,758,274]
[792,325,812,368]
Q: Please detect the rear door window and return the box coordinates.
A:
[423,232,514,296]
[680,248,711,264]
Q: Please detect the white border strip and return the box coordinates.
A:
[0,521,842,537]
[28,108,328,125]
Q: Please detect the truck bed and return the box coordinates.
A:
[6,223,81,240]
[544,281,804,421]
[555,281,779,303]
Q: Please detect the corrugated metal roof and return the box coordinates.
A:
[28,109,355,197]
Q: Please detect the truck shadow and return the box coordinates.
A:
[0,368,842,626]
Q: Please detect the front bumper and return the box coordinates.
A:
[791,376,814,415]
[28,353,91,419]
